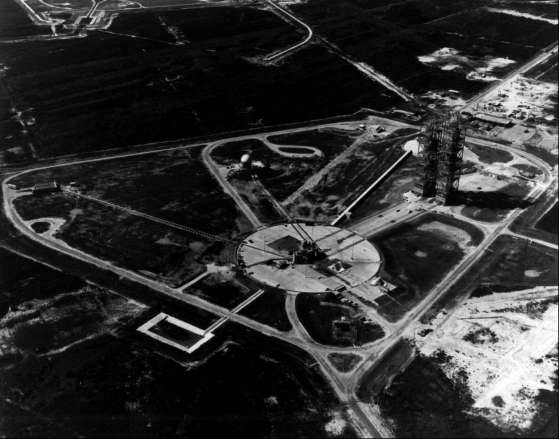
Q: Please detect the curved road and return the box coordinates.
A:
[263,0,314,62]
[2,117,556,438]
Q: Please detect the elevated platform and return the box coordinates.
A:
[237,223,382,293]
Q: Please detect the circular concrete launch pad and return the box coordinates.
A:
[237,223,381,293]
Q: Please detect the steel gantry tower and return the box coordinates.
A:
[418,112,465,204]
[436,113,465,204]
[419,118,442,198]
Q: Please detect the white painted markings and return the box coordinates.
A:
[137,312,214,354]
[137,289,265,353]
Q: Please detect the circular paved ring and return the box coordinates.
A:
[237,223,382,294]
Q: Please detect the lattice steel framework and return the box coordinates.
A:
[436,113,465,204]
[418,118,442,197]
[418,112,464,204]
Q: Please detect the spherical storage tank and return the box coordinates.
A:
[240,153,252,168]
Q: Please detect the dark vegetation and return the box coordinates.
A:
[239,185,286,224]
[0,399,70,437]
[484,297,558,320]
[536,203,558,235]
[322,138,409,205]
[213,132,354,201]
[30,221,50,233]
[0,6,399,158]
[8,286,141,355]
[0,319,353,437]
[511,190,558,244]
[513,163,542,176]
[150,318,204,346]
[462,327,498,345]
[532,373,559,438]
[0,247,83,318]
[186,272,257,310]
[525,53,559,83]
[0,209,221,330]
[458,181,533,223]
[296,292,385,347]
[470,236,558,297]
[376,355,506,437]
[351,151,421,219]
[538,63,558,83]
[0,80,32,164]
[290,0,556,96]
[213,138,321,201]
[238,288,292,331]
[13,192,74,220]
[328,352,362,373]
[267,128,358,162]
[0,0,51,39]
[467,143,513,164]
[371,213,484,321]
[422,235,558,323]
[289,136,417,222]
[0,247,353,437]
[356,339,414,400]
[11,147,250,286]
[14,196,214,287]
[110,6,302,49]
[13,147,244,235]
[0,248,144,357]
[523,143,559,167]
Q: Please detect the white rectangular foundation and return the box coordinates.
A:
[138,312,214,354]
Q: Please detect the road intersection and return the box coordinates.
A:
[3,110,556,437]
[2,33,558,435]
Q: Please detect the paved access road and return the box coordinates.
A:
[462,43,559,113]
[263,0,314,62]
[3,112,556,438]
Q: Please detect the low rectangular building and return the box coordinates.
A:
[32,181,60,195]
[473,113,513,127]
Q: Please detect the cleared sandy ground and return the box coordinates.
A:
[417,287,558,433]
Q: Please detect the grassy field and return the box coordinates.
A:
[328,352,362,373]
[0,80,31,163]
[356,338,414,400]
[376,354,506,437]
[421,235,558,323]
[0,5,401,159]
[110,6,302,49]
[238,288,292,332]
[371,213,484,322]
[11,146,249,286]
[0,247,354,437]
[267,128,358,163]
[459,181,533,223]
[0,247,83,317]
[290,0,556,96]
[14,195,225,287]
[0,247,145,358]
[0,321,352,437]
[536,203,558,235]
[510,191,558,245]
[0,0,52,39]
[471,236,558,295]
[185,272,257,310]
[467,144,513,164]
[350,150,421,220]
[296,292,385,347]
[13,146,245,235]
[212,138,326,202]
[287,136,416,222]
[525,53,559,83]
